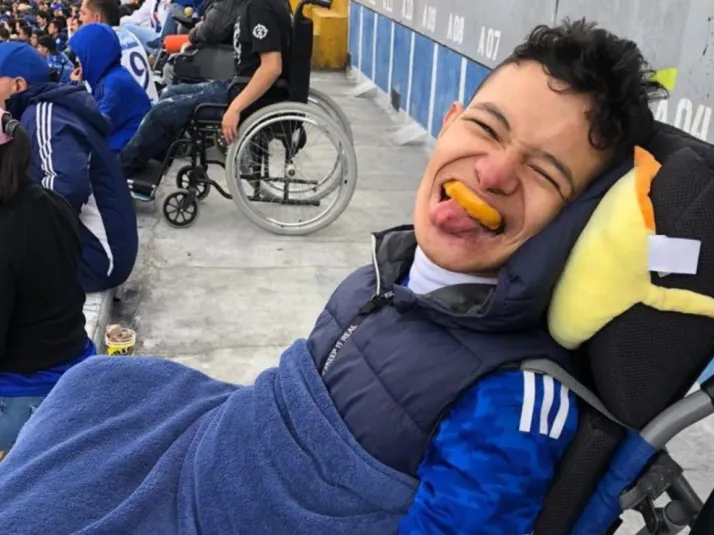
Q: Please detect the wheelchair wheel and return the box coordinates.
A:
[175,165,211,200]
[162,189,200,228]
[225,102,357,236]
[308,87,354,144]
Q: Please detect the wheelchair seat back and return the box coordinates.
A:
[534,123,714,534]
[172,44,234,84]
[286,2,315,103]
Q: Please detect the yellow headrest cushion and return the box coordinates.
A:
[548,147,714,349]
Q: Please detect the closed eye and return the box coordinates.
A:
[466,118,499,141]
[530,165,566,197]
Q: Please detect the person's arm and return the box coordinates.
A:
[120,0,153,27]
[24,103,91,213]
[399,370,579,535]
[221,4,284,142]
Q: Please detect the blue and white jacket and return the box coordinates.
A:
[8,82,138,293]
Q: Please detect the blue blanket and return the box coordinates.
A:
[0,340,418,534]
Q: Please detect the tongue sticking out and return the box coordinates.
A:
[432,199,484,234]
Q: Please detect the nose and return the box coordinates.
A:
[475,151,519,196]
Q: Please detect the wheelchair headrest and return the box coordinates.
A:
[548,122,714,428]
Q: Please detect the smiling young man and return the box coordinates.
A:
[0,20,665,535]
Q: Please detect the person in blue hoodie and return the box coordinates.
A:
[68,23,151,152]
[0,21,665,535]
[0,41,138,293]
[36,34,73,83]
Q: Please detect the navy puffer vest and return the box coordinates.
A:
[307,158,633,477]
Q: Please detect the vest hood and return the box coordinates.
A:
[372,156,634,333]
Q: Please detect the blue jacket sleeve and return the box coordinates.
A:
[399,370,579,535]
[24,102,91,213]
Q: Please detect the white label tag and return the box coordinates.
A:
[648,235,701,275]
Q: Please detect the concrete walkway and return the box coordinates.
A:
[111,72,712,534]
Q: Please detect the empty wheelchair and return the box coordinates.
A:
[527,122,714,534]
[136,0,357,236]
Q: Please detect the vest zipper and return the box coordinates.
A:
[320,290,394,377]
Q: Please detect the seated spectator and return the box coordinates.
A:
[47,16,67,51]
[36,34,73,83]
[121,0,291,177]
[119,0,171,55]
[16,22,31,42]
[0,109,96,460]
[0,42,138,293]
[35,9,50,32]
[69,23,151,152]
[0,20,666,535]
[79,0,158,102]
[185,0,241,48]
[50,2,65,18]
[29,29,42,48]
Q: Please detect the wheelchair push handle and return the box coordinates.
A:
[294,0,332,17]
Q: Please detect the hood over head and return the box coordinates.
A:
[373,155,635,332]
[7,81,110,136]
[68,23,121,88]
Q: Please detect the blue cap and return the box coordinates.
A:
[0,42,50,86]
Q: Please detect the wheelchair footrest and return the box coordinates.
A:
[249,193,320,207]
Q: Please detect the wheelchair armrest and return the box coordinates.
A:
[232,77,289,91]
[192,102,228,124]
[172,14,196,29]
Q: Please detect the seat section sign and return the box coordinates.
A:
[353,0,556,67]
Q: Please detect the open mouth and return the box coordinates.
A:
[440,180,506,235]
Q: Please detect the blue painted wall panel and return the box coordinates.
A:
[348,1,360,68]
[375,17,391,92]
[409,33,434,129]
[361,8,376,79]
[464,61,491,105]
[431,45,462,138]
[391,23,411,111]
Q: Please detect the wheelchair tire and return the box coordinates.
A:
[162,190,200,228]
[175,165,211,200]
[225,102,358,236]
[308,87,354,144]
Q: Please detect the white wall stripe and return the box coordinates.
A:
[371,9,378,80]
[458,56,468,104]
[427,42,439,134]
[550,385,571,440]
[358,5,364,72]
[406,31,415,114]
[519,371,536,433]
[387,20,395,93]
[539,375,555,435]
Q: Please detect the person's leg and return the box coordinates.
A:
[0,395,45,457]
[120,80,230,175]
[121,23,161,54]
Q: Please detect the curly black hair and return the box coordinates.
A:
[500,19,667,161]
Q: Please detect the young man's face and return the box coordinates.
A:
[48,22,57,34]
[79,0,101,25]
[413,60,609,274]
[37,15,46,26]
[36,44,49,56]
[29,33,38,46]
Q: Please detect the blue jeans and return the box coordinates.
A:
[0,395,44,455]
[120,79,230,175]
